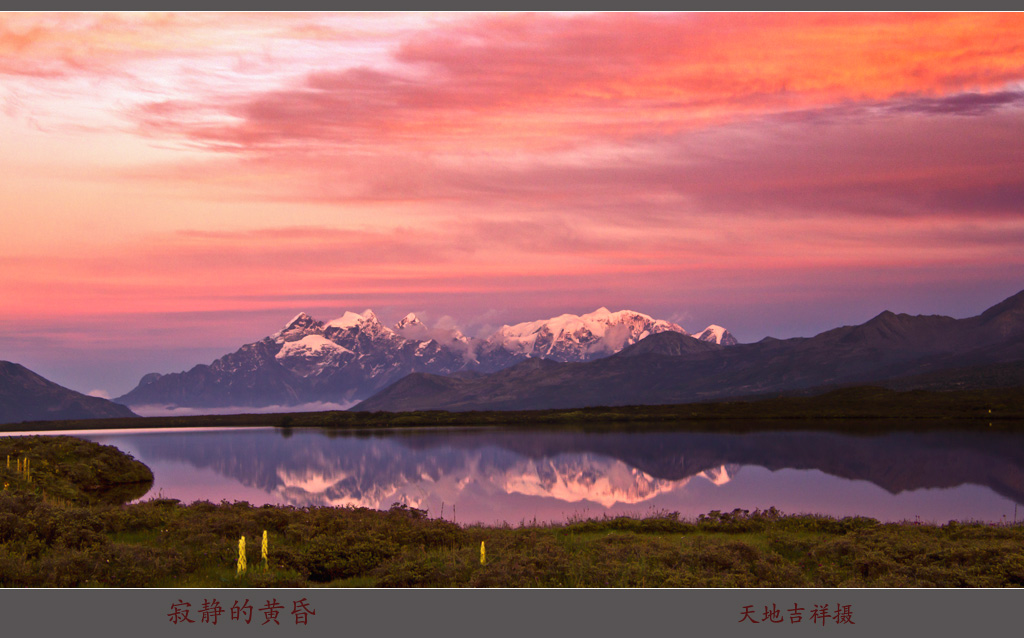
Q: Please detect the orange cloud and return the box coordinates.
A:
[130,13,1024,155]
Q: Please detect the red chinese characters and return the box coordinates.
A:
[170,598,317,627]
[740,603,854,625]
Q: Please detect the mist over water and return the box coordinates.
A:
[129,401,359,417]
[77,425,1024,525]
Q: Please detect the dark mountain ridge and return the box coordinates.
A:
[356,289,1024,412]
[0,361,137,424]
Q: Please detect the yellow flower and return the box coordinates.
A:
[480,541,486,565]
[237,536,247,575]
[261,529,268,570]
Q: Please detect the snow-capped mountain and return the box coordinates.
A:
[392,312,471,348]
[692,324,738,346]
[478,308,688,364]
[395,313,423,331]
[116,307,735,411]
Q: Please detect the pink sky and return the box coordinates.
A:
[1,12,1023,397]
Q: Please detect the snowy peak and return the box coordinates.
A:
[273,312,324,343]
[484,308,690,362]
[325,311,368,330]
[395,313,424,331]
[276,335,353,360]
[392,313,470,349]
[324,309,393,336]
[284,312,314,329]
[693,325,738,346]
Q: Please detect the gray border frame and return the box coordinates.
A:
[2,9,1021,637]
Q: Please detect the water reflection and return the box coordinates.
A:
[79,425,1024,525]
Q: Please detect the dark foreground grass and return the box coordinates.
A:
[3,436,1024,587]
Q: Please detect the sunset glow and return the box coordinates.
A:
[2,12,1023,396]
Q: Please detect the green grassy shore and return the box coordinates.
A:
[3,435,1024,587]
[3,385,1024,434]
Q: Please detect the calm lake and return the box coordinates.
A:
[61,424,1024,525]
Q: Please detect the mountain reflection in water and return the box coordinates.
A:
[78,426,1024,525]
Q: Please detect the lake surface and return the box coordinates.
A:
[67,425,1024,525]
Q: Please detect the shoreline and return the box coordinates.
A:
[3,385,1024,434]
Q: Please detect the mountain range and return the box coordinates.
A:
[4,290,1022,422]
[356,289,1024,412]
[115,308,735,411]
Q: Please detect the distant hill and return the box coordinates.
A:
[355,289,1024,412]
[0,361,137,424]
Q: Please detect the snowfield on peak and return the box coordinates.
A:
[326,309,383,331]
[396,313,424,330]
[693,324,739,346]
[273,312,324,342]
[484,308,689,361]
[276,335,353,359]
[285,312,312,327]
